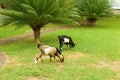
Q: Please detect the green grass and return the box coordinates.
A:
[0,17,120,80]
[0,25,31,39]
[0,23,58,39]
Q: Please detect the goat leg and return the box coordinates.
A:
[53,56,58,63]
[39,54,43,63]
[35,53,43,63]
[34,58,38,64]
[59,44,63,51]
[50,55,52,61]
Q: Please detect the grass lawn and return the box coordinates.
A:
[0,23,58,39]
[0,17,120,80]
[0,25,30,39]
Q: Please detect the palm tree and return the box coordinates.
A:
[0,0,78,44]
[75,0,112,26]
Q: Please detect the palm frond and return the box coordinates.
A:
[0,16,19,27]
[76,0,112,18]
[0,9,28,19]
[0,0,78,27]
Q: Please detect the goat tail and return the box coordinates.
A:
[56,47,61,54]
[37,44,41,48]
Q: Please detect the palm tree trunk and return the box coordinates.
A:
[33,27,40,44]
[86,18,97,27]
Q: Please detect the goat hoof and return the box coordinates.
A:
[34,58,38,64]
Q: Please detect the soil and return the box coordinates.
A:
[0,52,8,67]
[67,52,86,60]
[0,26,72,67]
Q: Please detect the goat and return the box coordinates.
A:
[34,44,64,63]
[58,35,75,51]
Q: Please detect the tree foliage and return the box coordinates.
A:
[75,0,112,26]
[76,0,112,18]
[0,0,78,27]
[0,0,78,43]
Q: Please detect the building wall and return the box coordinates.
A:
[114,9,120,14]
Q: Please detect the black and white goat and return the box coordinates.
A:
[58,35,75,51]
[34,44,64,63]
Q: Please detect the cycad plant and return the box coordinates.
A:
[0,0,77,44]
[76,0,112,26]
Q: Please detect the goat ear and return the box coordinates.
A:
[37,44,40,48]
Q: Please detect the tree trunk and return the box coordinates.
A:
[86,18,97,27]
[33,27,40,44]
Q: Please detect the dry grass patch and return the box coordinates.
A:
[8,56,23,67]
[0,52,9,67]
[67,52,87,60]
[55,65,63,71]
[27,76,48,80]
[96,60,120,80]
[96,60,120,72]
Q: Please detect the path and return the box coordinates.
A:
[0,26,71,45]
[0,26,72,67]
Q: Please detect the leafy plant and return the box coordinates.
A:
[76,0,112,26]
[0,0,78,44]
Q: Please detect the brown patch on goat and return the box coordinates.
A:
[67,52,86,60]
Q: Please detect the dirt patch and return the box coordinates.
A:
[27,76,48,80]
[55,65,63,71]
[8,56,23,67]
[96,60,120,79]
[0,52,9,67]
[67,52,86,60]
[96,60,120,72]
